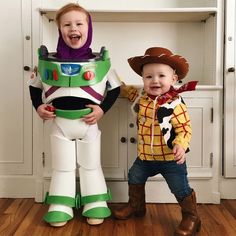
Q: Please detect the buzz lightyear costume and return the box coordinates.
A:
[30,45,121,225]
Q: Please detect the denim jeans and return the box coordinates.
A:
[128,158,192,200]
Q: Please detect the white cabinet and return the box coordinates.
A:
[224,0,236,178]
[34,0,223,203]
[0,0,34,197]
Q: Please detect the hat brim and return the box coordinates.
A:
[128,54,189,80]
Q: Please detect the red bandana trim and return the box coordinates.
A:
[148,81,198,105]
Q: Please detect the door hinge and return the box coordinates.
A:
[42,152,45,167]
[211,107,214,123]
[210,152,213,167]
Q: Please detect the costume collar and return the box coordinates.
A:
[147,81,198,105]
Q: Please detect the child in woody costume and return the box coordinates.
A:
[113,47,201,236]
[29,3,121,227]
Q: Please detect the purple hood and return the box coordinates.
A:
[55,14,94,60]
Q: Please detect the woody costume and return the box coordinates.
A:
[113,47,201,236]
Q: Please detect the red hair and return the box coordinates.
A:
[55,3,89,27]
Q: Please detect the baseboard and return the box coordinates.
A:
[1,176,224,203]
[220,178,236,199]
[107,180,221,204]
[0,176,36,198]
[39,178,221,204]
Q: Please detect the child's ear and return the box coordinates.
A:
[172,74,178,84]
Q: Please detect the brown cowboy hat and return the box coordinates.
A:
[128,47,189,80]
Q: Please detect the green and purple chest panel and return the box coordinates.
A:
[38,46,111,87]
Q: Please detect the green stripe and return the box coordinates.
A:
[44,211,73,223]
[82,207,111,218]
[55,108,92,119]
[81,189,112,205]
[44,192,76,207]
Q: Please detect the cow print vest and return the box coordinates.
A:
[156,96,183,149]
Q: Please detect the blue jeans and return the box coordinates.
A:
[128,158,192,200]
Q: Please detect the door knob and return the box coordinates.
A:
[23,66,31,71]
[120,137,127,143]
[228,67,235,72]
[130,137,136,143]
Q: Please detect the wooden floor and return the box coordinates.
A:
[0,199,236,236]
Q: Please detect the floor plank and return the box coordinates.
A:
[0,199,235,236]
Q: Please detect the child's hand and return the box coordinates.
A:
[30,66,38,79]
[37,104,56,120]
[120,82,127,97]
[83,104,104,125]
[173,144,186,164]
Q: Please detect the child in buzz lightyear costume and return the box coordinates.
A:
[29,3,121,227]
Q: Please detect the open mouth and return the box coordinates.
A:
[69,34,81,42]
[151,86,161,89]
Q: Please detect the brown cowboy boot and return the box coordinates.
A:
[113,184,146,219]
[174,190,201,236]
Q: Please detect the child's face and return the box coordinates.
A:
[59,10,88,49]
[142,63,178,96]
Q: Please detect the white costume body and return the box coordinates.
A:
[29,62,121,222]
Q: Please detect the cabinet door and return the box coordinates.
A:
[184,96,214,174]
[224,0,236,177]
[148,92,215,181]
[0,0,32,174]
[98,98,128,179]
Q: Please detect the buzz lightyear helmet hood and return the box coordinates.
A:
[37,45,111,88]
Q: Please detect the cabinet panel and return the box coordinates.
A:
[224,0,236,177]
[0,0,32,174]
[98,98,128,179]
[147,93,215,181]
[184,97,213,169]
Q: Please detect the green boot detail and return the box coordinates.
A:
[44,211,72,223]
[83,207,111,218]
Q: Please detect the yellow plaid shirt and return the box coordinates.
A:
[123,86,192,161]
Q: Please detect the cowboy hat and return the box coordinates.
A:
[128,47,189,80]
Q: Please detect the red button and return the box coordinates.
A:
[83,71,95,80]
[46,106,55,112]
[53,70,58,81]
